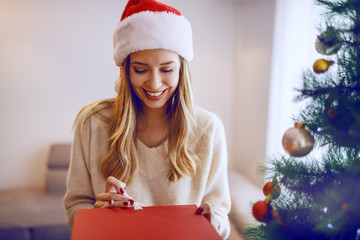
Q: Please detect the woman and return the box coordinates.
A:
[64,0,231,238]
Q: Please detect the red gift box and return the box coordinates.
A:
[71,204,222,240]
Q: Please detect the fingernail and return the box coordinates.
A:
[120,188,124,194]
[196,208,203,215]
[129,199,134,205]
[123,201,128,206]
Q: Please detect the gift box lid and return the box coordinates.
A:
[71,205,221,240]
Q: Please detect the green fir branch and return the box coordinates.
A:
[315,0,360,19]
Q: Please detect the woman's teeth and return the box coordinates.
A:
[146,90,164,97]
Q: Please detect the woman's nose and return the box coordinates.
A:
[146,71,162,90]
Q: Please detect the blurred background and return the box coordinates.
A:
[0,0,321,191]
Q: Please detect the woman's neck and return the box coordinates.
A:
[136,106,168,148]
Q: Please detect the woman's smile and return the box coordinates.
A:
[144,89,167,99]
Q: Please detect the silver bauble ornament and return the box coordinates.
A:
[282,122,315,157]
[315,26,342,55]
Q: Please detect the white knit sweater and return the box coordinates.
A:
[64,105,231,239]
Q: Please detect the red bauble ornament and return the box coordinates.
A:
[327,108,337,119]
[263,182,272,195]
[252,201,272,222]
[263,181,281,200]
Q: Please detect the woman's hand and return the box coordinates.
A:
[195,202,212,222]
[94,176,134,208]
[196,202,222,232]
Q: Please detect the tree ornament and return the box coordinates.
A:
[282,122,315,157]
[252,201,272,223]
[326,108,337,119]
[315,26,342,55]
[341,203,349,213]
[263,178,281,200]
[313,59,334,73]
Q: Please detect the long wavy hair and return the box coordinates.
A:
[74,54,198,185]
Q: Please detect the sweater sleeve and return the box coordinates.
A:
[202,116,231,239]
[63,112,96,226]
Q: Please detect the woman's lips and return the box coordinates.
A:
[144,89,167,99]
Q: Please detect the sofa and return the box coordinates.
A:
[0,144,72,240]
[0,143,262,240]
[227,172,263,240]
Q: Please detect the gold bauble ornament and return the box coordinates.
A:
[313,59,334,73]
[282,122,315,157]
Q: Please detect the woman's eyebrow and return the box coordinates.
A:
[131,61,147,66]
[160,61,175,66]
[131,61,175,66]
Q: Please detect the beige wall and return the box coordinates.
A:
[231,0,276,187]
[0,0,275,190]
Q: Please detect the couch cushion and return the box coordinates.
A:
[31,224,71,240]
[228,171,263,232]
[0,190,67,227]
[0,225,30,240]
[46,169,68,195]
[46,144,71,194]
[228,220,246,240]
[48,144,71,169]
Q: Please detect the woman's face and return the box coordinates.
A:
[129,49,181,111]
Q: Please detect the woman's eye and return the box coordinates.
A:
[161,68,174,73]
[134,68,147,74]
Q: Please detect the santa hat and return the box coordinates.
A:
[113,0,194,67]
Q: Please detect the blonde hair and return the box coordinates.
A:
[74,56,197,184]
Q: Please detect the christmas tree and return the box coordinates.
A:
[243,0,360,239]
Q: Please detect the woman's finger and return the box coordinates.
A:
[94,200,110,208]
[94,197,134,209]
[96,192,130,202]
[105,176,126,193]
[110,199,135,208]
[196,202,212,222]
[197,202,211,214]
